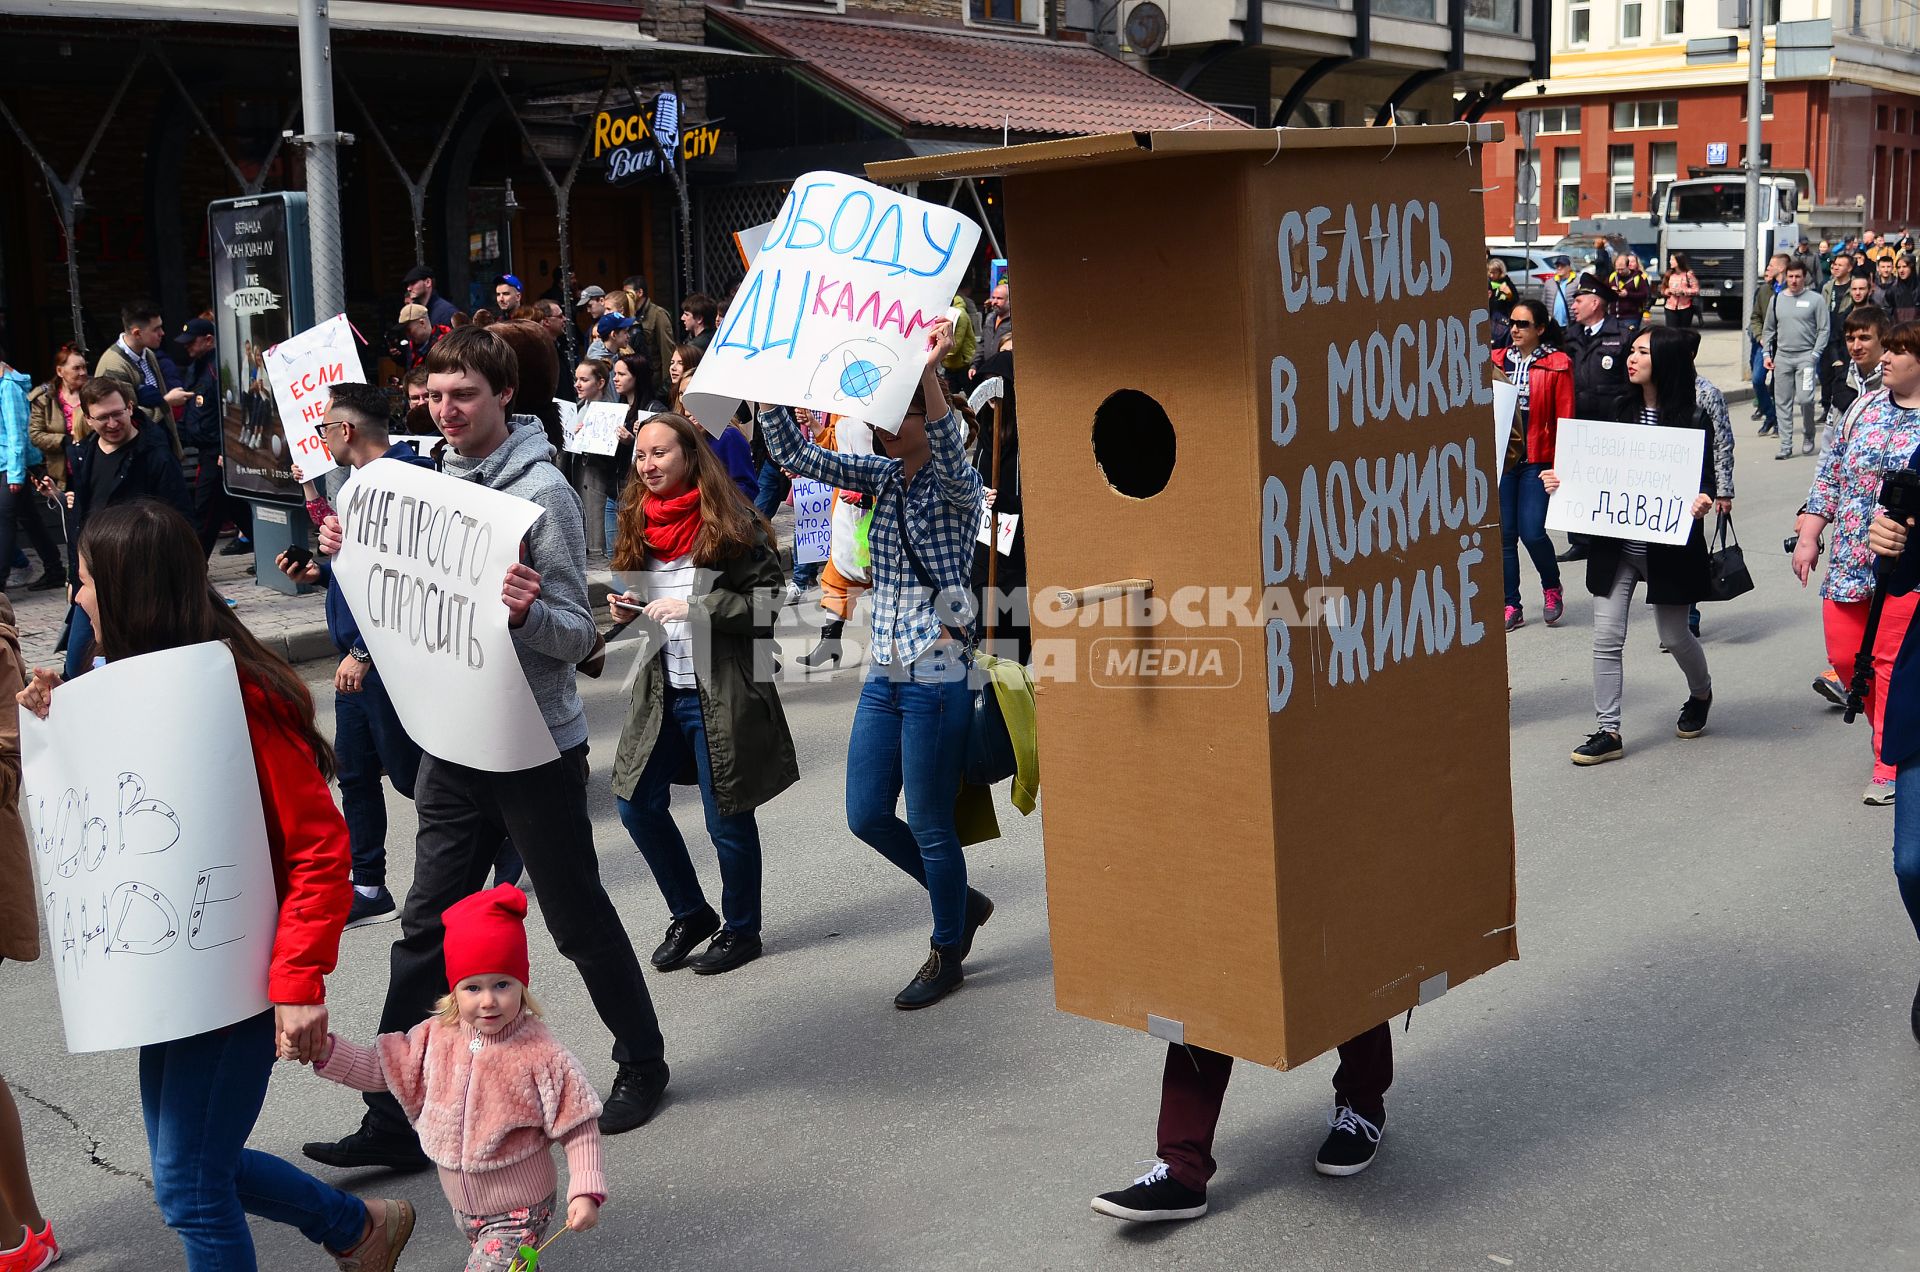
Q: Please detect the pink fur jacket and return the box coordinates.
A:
[316,1011,606,1212]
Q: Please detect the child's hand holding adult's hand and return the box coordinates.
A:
[567,1196,600,1232]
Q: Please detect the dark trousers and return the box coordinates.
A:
[189,451,224,557]
[0,484,61,585]
[1156,1024,1393,1191]
[362,744,667,1138]
[333,672,422,889]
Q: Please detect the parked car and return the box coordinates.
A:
[1484,242,1569,303]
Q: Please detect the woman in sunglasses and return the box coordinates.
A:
[1489,298,1574,632]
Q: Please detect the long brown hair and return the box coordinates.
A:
[79,500,335,778]
[610,412,766,569]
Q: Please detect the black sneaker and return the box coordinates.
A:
[301,1126,432,1173]
[1571,730,1623,765]
[687,929,762,975]
[344,887,398,930]
[27,570,64,592]
[958,888,994,961]
[1091,1161,1208,1222]
[599,1062,669,1134]
[1676,693,1712,738]
[1314,1104,1384,1177]
[894,943,964,1009]
[650,908,720,971]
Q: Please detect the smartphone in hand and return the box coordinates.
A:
[283,545,314,570]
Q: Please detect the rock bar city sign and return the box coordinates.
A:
[591,93,724,186]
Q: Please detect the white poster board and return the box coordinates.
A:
[1491,379,1519,483]
[23,643,280,1054]
[262,314,359,482]
[682,171,981,437]
[1544,417,1706,547]
[791,478,834,564]
[564,402,631,457]
[331,458,560,771]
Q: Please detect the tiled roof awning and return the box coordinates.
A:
[709,8,1247,137]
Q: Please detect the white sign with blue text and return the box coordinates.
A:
[1544,417,1705,547]
[682,171,981,437]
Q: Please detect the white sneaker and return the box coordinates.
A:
[781,582,803,609]
[1866,780,1897,807]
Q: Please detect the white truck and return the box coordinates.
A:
[1654,174,1805,323]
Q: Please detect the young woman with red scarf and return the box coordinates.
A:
[607,413,799,976]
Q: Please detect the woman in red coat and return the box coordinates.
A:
[1490,298,1576,631]
[18,499,414,1272]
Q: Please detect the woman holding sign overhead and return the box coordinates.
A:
[1544,326,1727,766]
[17,499,415,1272]
[758,319,995,1010]
[608,412,797,976]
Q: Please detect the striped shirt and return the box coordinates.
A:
[641,552,698,687]
[760,404,984,666]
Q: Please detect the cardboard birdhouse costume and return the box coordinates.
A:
[873,124,1519,1069]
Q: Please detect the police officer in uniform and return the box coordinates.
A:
[1558,273,1634,562]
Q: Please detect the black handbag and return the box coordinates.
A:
[889,481,1018,786]
[1704,511,1755,602]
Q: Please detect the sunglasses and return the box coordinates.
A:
[1509,319,1537,329]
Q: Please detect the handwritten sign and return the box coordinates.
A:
[1544,417,1705,547]
[1491,379,1519,483]
[262,314,359,482]
[22,643,279,1054]
[976,506,1019,557]
[792,478,834,564]
[564,402,631,458]
[682,171,981,437]
[331,458,559,771]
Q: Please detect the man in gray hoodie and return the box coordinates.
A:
[304,327,670,1177]
[1764,257,1831,459]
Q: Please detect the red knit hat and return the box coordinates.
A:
[441,883,531,989]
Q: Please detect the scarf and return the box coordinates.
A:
[642,486,702,561]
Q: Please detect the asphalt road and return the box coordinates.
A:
[7,404,1920,1271]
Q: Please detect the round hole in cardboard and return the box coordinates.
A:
[1091,389,1176,499]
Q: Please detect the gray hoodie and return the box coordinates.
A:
[443,415,595,752]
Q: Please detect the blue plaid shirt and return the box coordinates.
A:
[760,404,984,666]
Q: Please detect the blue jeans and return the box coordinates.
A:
[334,670,421,888]
[1499,462,1561,608]
[604,496,619,561]
[846,647,973,946]
[616,682,764,933]
[140,1010,366,1270]
[1894,760,1920,940]
[1751,337,1777,426]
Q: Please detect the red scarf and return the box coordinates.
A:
[642,487,702,561]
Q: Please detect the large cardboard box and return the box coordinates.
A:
[872,126,1518,1069]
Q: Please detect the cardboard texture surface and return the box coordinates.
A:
[932,133,1517,1070]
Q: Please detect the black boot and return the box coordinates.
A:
[599,1062,669,1134]
[27,569,64,592]
[894,942,965,1010]
[798,619,844,668]
[958,888,994,960]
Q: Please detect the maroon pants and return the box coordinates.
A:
[1156,1024,1393,1190]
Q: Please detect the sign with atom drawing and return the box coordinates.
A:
[680,170,981,436]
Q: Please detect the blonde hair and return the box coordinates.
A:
[434,979,543,1026]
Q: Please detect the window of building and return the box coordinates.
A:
[1621,0,1643,37]
[1568,0,1591,43]
[1613,99,1679,129]
[1763,0,1779,22]
[1902,109,1912,132]
[1739,89,1775,119]
[1738,143,1775,167]
[1660,0,1683,34]
[1466,0,1520,31]
[1556,147,1582,220]
[1375,0,1439,18]
[1529,105,1582,133]
[1649,141,1678,208]
[1609,145,1637,212]
[967,0,1042,26]
[1879,105,1891,130]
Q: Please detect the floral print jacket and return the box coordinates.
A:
[1805,388,1920,601]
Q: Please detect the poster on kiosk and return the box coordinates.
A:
[208,194,320,593]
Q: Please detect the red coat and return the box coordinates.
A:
[1490,345,1575,466]
[243,678,351,1005]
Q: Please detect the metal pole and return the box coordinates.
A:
[1742,0,1763,344]
[299,0,347,317]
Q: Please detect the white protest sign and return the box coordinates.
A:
[683,171,981,437]
[565,402,630,457]
[1491,379,1519,483]
[23,642,279,1054]
[792,478,834,564]
[556,399,579,442]
[1544,417,1706,547]
[734,219,774,268]
[332,458,560,771]
[975,506,1019,556]
[262,314,359,482]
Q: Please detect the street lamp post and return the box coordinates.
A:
[297,0,346,319]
